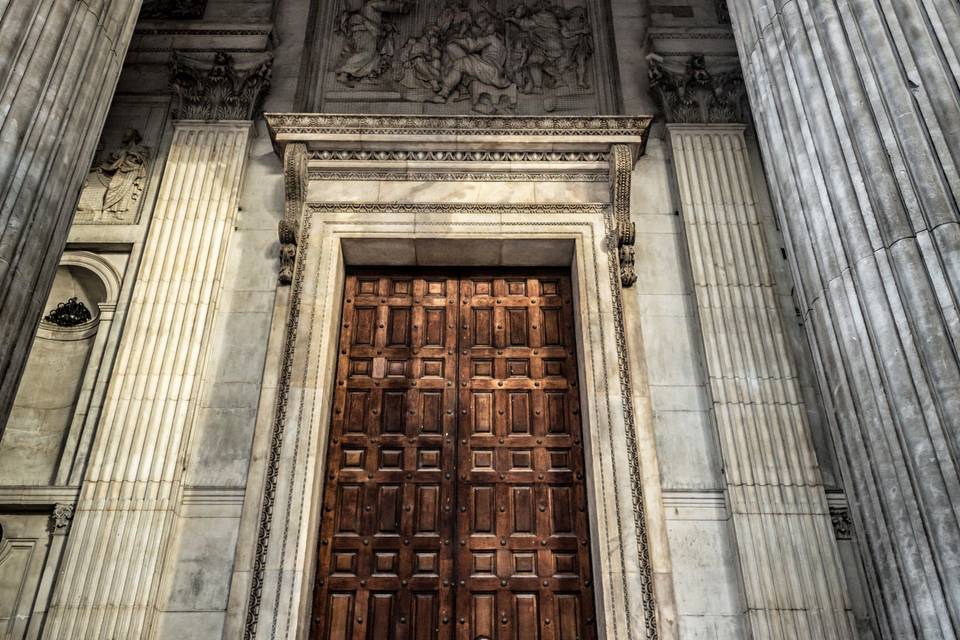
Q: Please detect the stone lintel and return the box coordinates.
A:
[265,114,653,156]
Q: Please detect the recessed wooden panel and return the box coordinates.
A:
[472,485,495,534]
[423,308,446,346]
[473,308,493,346]
[540,307,563,346]
[473,392,493,434]
[509,392,531,434]
[315,273,595,640]
[325,593,355,640]
[344,391,369,433]
[352,307,376,345]
[411,593,438,640]
[420,392,442,433]
[366,594,396,640]
[507,308,528,346]
[416,485,441,534]
[387,307,411,345]
[471,594,497,640]
[381,392,405,434]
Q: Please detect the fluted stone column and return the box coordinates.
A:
[43,120,253,638]
[43,53,271,638]
[727,3,960,638]
[0,0,142,433]
[671,124,855,638]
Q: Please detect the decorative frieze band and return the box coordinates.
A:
[279,143,307,285]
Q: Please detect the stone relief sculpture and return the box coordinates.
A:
[140,0,207,19]
[335,0,412,85]
[76,130,150,224]
[330,0,597,114]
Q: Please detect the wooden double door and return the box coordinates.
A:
[312,272,596,640]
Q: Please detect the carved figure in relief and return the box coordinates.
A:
[396,27,443,96]
[430,21,515,114]
[77,129,149,224]
[560,6,593,88]
[335,0,410,85]
[505,2,566,92]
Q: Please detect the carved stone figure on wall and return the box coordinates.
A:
[327,0,597,114]
[335,0,411,86]
[430,21,516,114]
[76,130,149,224]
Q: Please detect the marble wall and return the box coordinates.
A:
[0,0,879,638]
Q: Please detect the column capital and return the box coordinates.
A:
[170,51,273,121]
[647,53,748,125]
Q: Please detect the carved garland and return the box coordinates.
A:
[279,144,307,285]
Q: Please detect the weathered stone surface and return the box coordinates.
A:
[0,0,142,435]
[728,1,960,637]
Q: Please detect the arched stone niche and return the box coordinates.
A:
[0,252,122,485]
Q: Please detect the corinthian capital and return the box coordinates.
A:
[648,53,747,124]
[171,51,273,121]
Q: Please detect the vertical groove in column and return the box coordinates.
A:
[729,0,960,636]
[44,123,251,639]
[670,125,855,639]
[0,0,142,431]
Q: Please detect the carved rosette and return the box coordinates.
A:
[648,54,747,124]
[279,143,307,285]
[610,144,636,288]
[171,52,273,121]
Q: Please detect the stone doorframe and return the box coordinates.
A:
[226,115,671,640]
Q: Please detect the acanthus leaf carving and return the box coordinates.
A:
[76,129,150,224]
[171,52,273,121]
[610,144,636,288]
[647,53,747,124]
[279,143,307,285]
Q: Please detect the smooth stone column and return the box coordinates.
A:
[0,0,142,432]
[728,2,960,637]
[43,122,253,639]
[671,124,855,638]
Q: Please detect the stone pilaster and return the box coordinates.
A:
[0,0,142,433]
[728,3,960,637]
[43,121,253,638]
[670,124,855,638]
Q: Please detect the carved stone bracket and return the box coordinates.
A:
[171,52,273,121]
[647,54,747,124]
[610,144,637,288]
[830,507,853,540]
[50,504,74,532]
[279,143,307,285]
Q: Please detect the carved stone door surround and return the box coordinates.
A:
[228,115,669,640]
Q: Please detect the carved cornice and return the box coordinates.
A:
[648,54,747,124]
[279,144,307,285]
[308,170,607,182]
[266,114,653,153]
[171,52,273,121]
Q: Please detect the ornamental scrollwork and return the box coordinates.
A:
[279,144,307,285]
